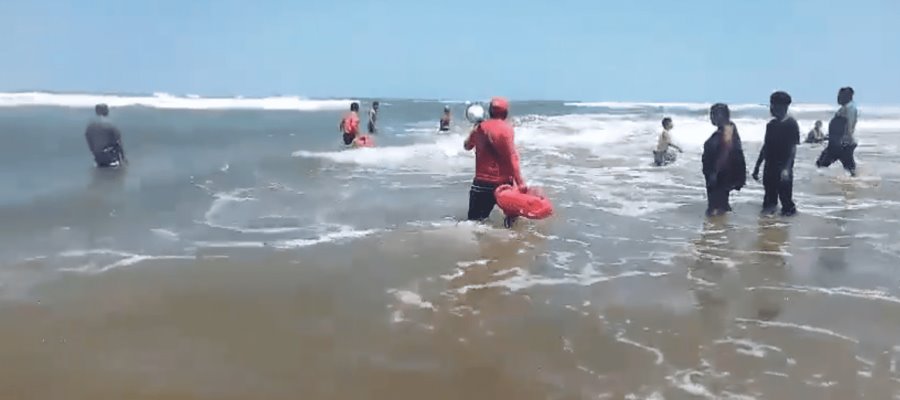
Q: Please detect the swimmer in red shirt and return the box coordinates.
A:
[339,102,361,145]
[464,97,527,227]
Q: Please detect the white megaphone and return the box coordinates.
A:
[465,102,486,124]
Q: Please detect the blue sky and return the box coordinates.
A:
[1,0,898,103]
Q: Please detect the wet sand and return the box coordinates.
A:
[3,205,899,399]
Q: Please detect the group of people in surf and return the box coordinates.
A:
[84,87,859,226]
[338,101,380,147]
[654,87,859,217]
[338,100,455,146]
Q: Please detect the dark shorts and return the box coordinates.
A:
[653,150,677,166]
[367,121,376,134]
[93,145,122,168]
[467,179,500,221]
[816,142,857,172]
[343,133,355,145]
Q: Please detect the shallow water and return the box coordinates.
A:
[1,95,899,399]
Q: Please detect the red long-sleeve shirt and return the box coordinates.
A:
[465,119,525,186]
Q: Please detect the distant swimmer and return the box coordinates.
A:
[702,103,747,217]
[816,87,858,176]
[752,91,799,216]
[464,97,527,227]
[653,117,682,166]
[367,101,379,134]
[339,102,361,145]
[84,103,127,168]
[805,120,826,144]
[439,105,452,132]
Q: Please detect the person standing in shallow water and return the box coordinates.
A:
[439,105,452,132]
[367,101,379,134]
[753,91,800,216]
[84,103,127,168]
[464,97,527,227]
[339,102,361,145]
[702,103,747,217]
[816,87,858,176]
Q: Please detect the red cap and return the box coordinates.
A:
[489,97,509,119]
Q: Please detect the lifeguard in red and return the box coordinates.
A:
[464,97,526,221]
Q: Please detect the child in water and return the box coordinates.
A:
[702,103,747,217]
[654,117,682,166]
[753,91,799,216]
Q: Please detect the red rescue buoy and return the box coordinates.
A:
[494,184,553,220]
[354,135,374,148]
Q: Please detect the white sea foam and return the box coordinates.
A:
[58,250,196,274]
[750,285,900,305]
[667,369,716,399]
[0,91,352,111]
[455,267,667,294]
[271,227,377,249]
[388,289,435,310]
[565,101,900,116]
[735,318,859,343]
[715,337,783,358]
[292,134,473,172]
[616,332,665,365]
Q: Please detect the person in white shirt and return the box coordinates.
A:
[654,117,682,166]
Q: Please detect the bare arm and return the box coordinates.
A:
[754,143,766,172]
[464,126,477,150]
[754,125,769,173]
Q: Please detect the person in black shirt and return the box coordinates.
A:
[753,91,799,216]
[85,104,127,168]
[702,103,747,217]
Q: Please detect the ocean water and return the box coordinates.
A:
[1,92,900,399]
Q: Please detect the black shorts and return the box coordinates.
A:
[94,145,122,167]
[343,133,355,145]
[816,142,857,172]
[467,179,500,221]
[367,121,376,134]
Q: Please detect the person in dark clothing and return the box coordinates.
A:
[439,106,452,132]
[753,91,800,216]
[816,87,858,176]
[85,104,127,168]
[702,103,746,217]
[367,101,379,134]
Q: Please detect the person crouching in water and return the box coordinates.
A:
[464,97,526,227]
[339,102,361,145]
[439,105,452,132]
[654,117,682,166]
[702,103,747,217]
[805,120,826,144]
[752,91,800,216]
[85,103,127,168]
